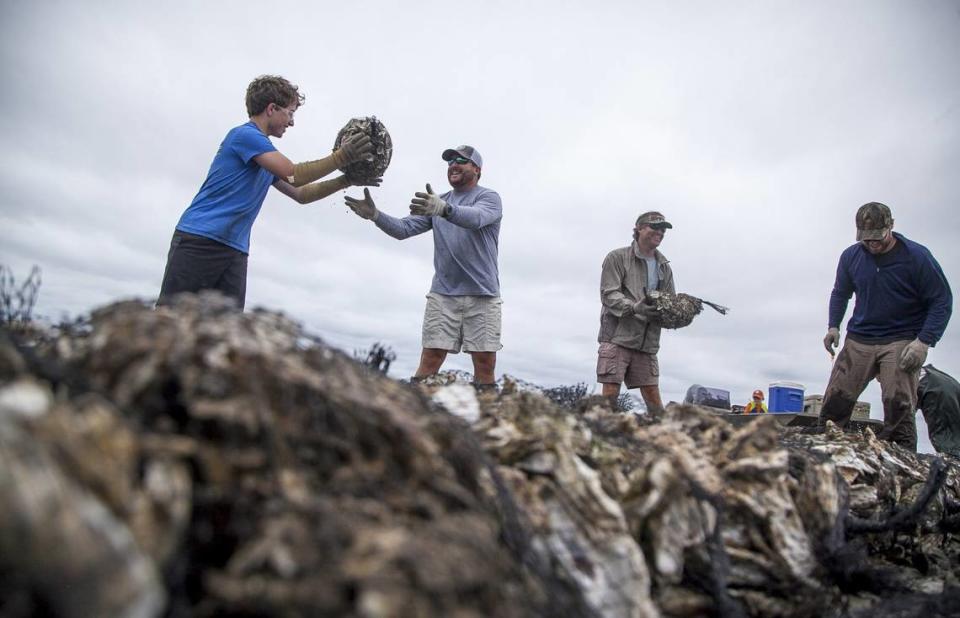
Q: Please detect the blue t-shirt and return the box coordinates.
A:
[176,122,278,254]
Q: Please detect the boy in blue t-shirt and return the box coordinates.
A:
[158,75,379,309]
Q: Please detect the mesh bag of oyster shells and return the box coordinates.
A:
[647,291,729,329]
[334,116,392,184]
[644,291,701,329]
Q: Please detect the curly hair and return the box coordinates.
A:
[245,75,305,117]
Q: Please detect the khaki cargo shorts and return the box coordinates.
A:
[596,342,659,388]
[422,292,503,353]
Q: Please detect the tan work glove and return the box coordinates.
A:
[823,327,840,357]
[288,133,374,187]
[299,176,381,205]
[410,183,449,217]
[344,188,379,221]
[898,338,929,373]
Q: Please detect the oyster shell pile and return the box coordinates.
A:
[3,295,958,618]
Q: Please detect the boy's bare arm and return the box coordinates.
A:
[256,151,297,180]
[255,134,373,187]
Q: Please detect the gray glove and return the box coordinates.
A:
[823,327,840,357]
[338,133,375,165]
[632,301,660,322]
[344,188,379,221]
[410,183,448,217]
[898,338,929,373]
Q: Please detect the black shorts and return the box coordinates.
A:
[157,231,248,309]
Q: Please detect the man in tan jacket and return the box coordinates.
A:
[597,211,676,413]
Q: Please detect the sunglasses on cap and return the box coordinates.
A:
[861,228,891,242]
[447,156,471,166]
[646,222,670,231]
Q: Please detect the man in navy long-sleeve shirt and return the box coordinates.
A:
[344,145,503,388]
[820,202,952,450]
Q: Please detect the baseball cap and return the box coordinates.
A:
[636,211,673,229]
[441,145,482,168]
[856,202,893,241]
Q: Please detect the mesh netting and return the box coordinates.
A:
[334,116,392,185]
[650,292,703,329]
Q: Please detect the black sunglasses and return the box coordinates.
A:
[447,156,471,166]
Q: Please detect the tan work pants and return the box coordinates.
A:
[818,338,918,451]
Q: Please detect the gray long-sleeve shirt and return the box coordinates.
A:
[374,185,502,296]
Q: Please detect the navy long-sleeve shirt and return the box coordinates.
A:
[828,232,952,345]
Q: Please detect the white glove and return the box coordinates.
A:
[898,338,929,373]
[823,327,840,357]
[344,188,379,221]
[410,183,448,217]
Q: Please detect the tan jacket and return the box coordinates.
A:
[598,242,675,353]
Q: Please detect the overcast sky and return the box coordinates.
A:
[2,1,958,452]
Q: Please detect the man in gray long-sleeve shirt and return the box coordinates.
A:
[345,145,503,387]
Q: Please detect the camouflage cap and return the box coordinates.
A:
[636,211,673,229]
[441,145,482,168]
[856,202,893,241]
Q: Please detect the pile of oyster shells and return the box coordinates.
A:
[1,295,957,617]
